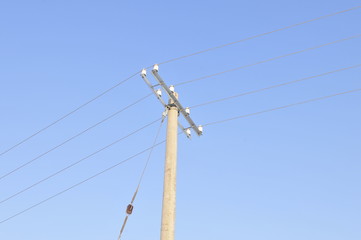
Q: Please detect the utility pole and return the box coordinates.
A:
[161,93,178,240]
[141,65,202,240]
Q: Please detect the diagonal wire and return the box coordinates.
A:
[2,6,360,156]
[117,120,164,240]
[190,64,361,108]
[0,71,141,157]
[155,5,361,66]
[0,93,152,181]
[203,88,361,127]
[0,118,161,205]
[0,139,168,225]
[175,34,361,86]
[2,86,359,224]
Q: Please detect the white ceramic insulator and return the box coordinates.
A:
[198,125,203,134]
[156,89,162,97]
[185,107,190,115]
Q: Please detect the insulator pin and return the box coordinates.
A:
[156,89,162,97]
[185,107,190,115]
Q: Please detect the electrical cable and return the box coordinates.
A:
[174,34,361,86]
[0,93,152,181]
[2,6,359,157]
[0,71,140,157]
[203,88,361,127]
[0,117,161,205]
[0,138,168,225]
[190,64,361,109]
[117,120,164,240]
[2,87,359,224]
[155,5,361,66]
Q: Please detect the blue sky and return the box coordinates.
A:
[0,1,360,239]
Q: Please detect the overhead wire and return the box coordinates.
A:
[1,4,360,224]
[155,5,361,66]
[0,117,161,205]
[0,138,168,225]
[2,87,360,224]
[0,71,141,157]
[190,64,361,109]
[203,88,361,127]
[175,34,361,86]
[117,120,164,240]
[2,6,359,156]
[0,93,152,181]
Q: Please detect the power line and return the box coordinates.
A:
[203,88,361,127]
[175,34,361,86]
[0,71,140,157]
[0,118,161,205]
[0,139,167,225]
[190,64,361,108]
[118,120,164,240]
[2,87,360,224]
[156,5,361,66]
[3,6,359,157]
[0,94,152,181]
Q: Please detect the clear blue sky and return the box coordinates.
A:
[0,1,360,239]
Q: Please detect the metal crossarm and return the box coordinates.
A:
[140,69,191,138]
[151,66,202,136]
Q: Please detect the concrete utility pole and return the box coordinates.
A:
[161,93,179,240]
[140,65,202,240]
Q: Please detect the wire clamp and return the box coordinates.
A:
[161,108,168,122]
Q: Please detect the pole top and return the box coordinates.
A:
[141,65,203,137]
